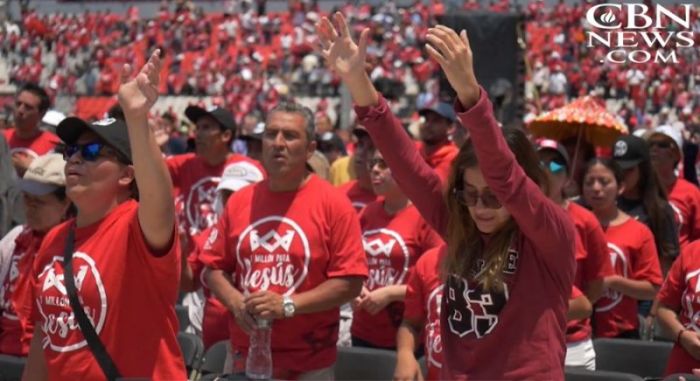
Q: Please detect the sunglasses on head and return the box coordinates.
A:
[63,142,114,162]
[541,159,566,174]
[367,157,388,170]
[452,187,502,209]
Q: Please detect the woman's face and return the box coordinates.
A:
[22,192,68,233]
[369,151,398,196]
[64,131,133,205]
[460,167,511,234]
[582,163,621,211]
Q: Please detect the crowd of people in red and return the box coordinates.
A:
[1,2,700,381]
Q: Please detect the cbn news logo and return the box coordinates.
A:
[585,3,696,64]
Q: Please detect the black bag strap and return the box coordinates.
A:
[63,227,122,381]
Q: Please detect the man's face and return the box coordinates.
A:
[195,115,230,155]
[262,111,314,179]
[419,111,451,145]
[14,91,43,131]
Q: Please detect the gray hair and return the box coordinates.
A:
[268,102,315,140]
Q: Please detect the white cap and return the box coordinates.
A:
[650,125,683,152]
[217,162,264,193]
[19,153,66,195]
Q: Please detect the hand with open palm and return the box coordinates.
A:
[317,12,369,81]
[118,49,161,118]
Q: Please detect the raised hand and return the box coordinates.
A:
[425,25,480,109]
[118,49,161,118]
[316,12,369,80]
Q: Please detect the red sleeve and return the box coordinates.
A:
[583,220,614,282]
[692,189,700,241]
[355,96,448,238]
[326,198,368,278]
[455,89,576,286]
[199,207,237,273]
[632,224,664,287]
[571,285,583,299]
[165,155,180,183]
[403,261,426,322]
[657,243,688,311]
[418,220,444,255]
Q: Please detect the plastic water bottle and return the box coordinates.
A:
[246,319,272,379]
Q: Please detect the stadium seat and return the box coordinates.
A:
[565,368,644,381]
[664,374,700,381]
[175,304,189,332]
[335,346,397,380]
[199,340,229,375]
[177,332,204,372]
[0,355,25,381]
[593,338,673,379]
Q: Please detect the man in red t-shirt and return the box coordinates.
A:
[168,105,265,243]
[201,102,367,379]
[337,127,377,212]
[416,102,458,182]
[3,83,59,176]
[648,126,700,249]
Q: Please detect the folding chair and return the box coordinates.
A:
[0,355,25,381]
[199,340,229,376]
[175,304,189,332]
[593,338,673,379]
[565,368,644,381]
[177,332,204,372]
[335,346,397,381]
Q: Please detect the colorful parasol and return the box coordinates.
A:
[528,96,628,148]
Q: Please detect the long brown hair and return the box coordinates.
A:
[444,127,549,292]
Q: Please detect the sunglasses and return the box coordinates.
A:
[367,157,388,170]
[649,141,673,149]
[452,187,502,209]
[63,142,114,162]
[541,159,566,174]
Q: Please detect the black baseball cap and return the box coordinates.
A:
[185,105,237,133]
[57,117,132,164]
[612,135,649,170]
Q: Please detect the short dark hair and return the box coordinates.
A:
[19,83,50,114]
[268,102,315,140]
[107,103,125,121]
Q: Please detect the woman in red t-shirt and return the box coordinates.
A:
[581,158,663,339]
[22,51,187,380]
[351,149,442,350]
[0,154,72,357]
[319,15,575,379]
[657,241,700,374]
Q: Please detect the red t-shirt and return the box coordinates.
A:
[187,228,229,349]
[658,241,700,374]
[167,153,265,237]
[566,202,614,343]
[356,90,575,380]
[3,128,59,158]
[351,202,442,347]
[668,178,700,249]
[404,246,445,381]
[594,218,663,338]
[200,175,368,374]
[337,180,377,213]
[29,201,186,379]
[417,141,458,183]
[0,226,43,356]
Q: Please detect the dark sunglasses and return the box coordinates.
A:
[367,157,388,170]
[452,187,502,209]
[63,142,113,162]
[648,141,673,149]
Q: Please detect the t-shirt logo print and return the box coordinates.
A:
[237,216,311,296]
[185,176,221,235]
[596,243,628,312]
[681,268,700,330]
[445,275,508,339]
[0,253,21,317]
[36,253,108,353]
[426,285,444,369]
[362,229,410,290]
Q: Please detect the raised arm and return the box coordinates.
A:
[317,13,449,236]
[118,50,176,251]
[426,26,575,262]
